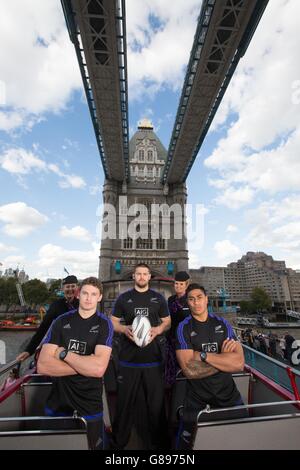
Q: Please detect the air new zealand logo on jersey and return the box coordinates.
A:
[134,308,149,317]
[68,339,87,354]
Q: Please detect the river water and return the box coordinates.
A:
[0,331,34,364]
[1,326,300,365]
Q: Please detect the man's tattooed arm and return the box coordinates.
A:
[182,359,219,379]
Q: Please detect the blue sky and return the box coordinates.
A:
[0,0,300,280]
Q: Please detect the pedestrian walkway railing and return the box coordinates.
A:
[286,309,300,320]
[242,344,300,400]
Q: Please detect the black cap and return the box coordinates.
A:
[62,275,78,285]
[175,271,190,282]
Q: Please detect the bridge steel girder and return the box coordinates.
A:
[61,0,129,181]
[163,0,269,185]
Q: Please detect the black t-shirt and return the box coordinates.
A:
[168,294,190,338]
[176,313,241,407]
[44,309,113,417]
[112,288,170,364]
[26,297,80,355]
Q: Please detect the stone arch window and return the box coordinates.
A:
[147,150,153,162]
[147,166,153,177]
[138,150,145,161]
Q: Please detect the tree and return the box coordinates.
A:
[0,278,7,304]
[23,279,49,305]
[0,278,19,309]
[250,287,272,312]
[47,279,62,304]
[239,300,254,314]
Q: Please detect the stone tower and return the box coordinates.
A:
[99,120,188,302]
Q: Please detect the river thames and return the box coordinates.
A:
[0,331,34,364]
[1,326,300,365]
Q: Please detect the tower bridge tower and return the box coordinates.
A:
[99,119,188,293]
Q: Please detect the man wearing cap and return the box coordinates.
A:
[110,263,171,450]
[165,271,190,386]
[16,275,79,362]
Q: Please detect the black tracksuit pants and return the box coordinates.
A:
[113,364,168,449]
[176,387,248,450]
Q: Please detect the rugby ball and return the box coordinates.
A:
[132,316,151,347]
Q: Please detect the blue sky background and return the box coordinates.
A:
[0,0,300,280]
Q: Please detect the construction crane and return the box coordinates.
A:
[13,269,26,307]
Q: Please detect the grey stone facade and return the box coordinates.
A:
[98,120,188,298]
[190,251,300,311]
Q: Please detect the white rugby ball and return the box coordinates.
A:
[132,316,151,347]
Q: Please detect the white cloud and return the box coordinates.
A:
[2,255,26,266]
[89,185,101,196]
[0,110,45,133]
[37,243,98,279]
[0,147,86,189]
[214,240,241,262]
[126,0,201,100]
[204,0,300,207]
[48,163,86,189]
[0,243,17,254]
[62,139,80,152]
[188,249,202,269]
[0,148,47,174]
[0,0,82,132]
[246,196,300,257]
[60,225,91,242]
[214,186,255,210]
[58,174,86,190]
[226,225,238,233]
[0,202,48,238]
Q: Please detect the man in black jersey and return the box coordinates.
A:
[176,283,246,449]
[111,263,171,450]
[165,271,190,386]
[37,277,113,450]
[16,275,79,362]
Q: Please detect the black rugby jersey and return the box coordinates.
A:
[176,313,241,407]
[25,297,80,355]
[44,309,113,417]
[113,288,170,365]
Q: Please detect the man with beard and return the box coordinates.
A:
[111,263,171,450]
[16,275,79,362]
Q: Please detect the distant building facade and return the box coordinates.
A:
[2,267,29,284]
[190,252,300,311]
[98,120,188,305]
